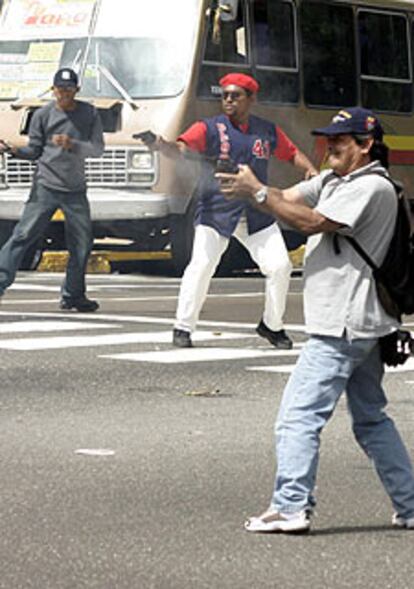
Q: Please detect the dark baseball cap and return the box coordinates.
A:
[53,68,79,88]
[312,107,384,140]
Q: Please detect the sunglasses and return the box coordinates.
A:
[222,91,246,101]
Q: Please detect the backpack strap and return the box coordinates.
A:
[321,169,402,194]
[344,235,378,270]
[330,170,401,266]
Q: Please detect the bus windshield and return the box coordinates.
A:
[0,0,200,100]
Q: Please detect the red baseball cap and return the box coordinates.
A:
[219,73,259,94]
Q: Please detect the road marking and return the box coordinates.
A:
[2,291,283,304]
[89,284,180,290]
[0,320,119,334]
[10,283,181,292]
[75,448,115,457]
[247,357,414,374]
[101,347,300,364]
[5,275,414,373]
[8,284,61,292]
[17,273,181,285]
[246,364,297,374]
[0,310,306,332]
[0,330,248,351]
[89,292,275,303]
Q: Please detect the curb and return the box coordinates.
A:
[37,250,172,273]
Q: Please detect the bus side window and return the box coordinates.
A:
[198,1,248,99]
[358,10,412,114]
[301,2,356,108]
[252,0,299,104]
[253,0,296,69]
[204,1,247,64]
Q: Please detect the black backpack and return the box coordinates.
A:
[339,174,414,320]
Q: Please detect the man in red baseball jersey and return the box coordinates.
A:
[141,73,317,348]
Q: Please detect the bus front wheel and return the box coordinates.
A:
[170,203,196,276]
[170,214,194,276]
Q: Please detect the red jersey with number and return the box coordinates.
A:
[177,114,297,237]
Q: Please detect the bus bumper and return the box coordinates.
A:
[0,187,170,221]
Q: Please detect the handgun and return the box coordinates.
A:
[132,130,157,145]
[0,139,12,153]
[215,158,239,174]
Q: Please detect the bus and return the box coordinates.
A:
[0,0,413,273]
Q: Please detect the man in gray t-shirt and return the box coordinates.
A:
[0,67,104,312]
[217,107,414,533]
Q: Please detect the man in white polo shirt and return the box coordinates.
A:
[217,106,414,533]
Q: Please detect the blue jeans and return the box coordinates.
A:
[272,335,414,519]
[0,183,93,300]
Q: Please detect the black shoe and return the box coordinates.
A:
[60,297,99,313]
[256,320,293,349]
[173,328,193,348]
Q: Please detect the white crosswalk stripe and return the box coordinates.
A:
[246,364,299,374]
[0,312,413,374]
[101,347,301,364]
[246,356,414,374]
[1,274,414,375]
[0,321,118,334]
[0,329,247,351]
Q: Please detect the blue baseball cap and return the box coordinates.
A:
[53,68,78,88]
[312,107,384,140]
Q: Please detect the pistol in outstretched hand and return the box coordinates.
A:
[0,139,12,153]
[132,130,157,145]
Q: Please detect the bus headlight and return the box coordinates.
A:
[129,151,153,169]
[127,149,157,186]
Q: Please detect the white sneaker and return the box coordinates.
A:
[392,513,414,529]
[244,508,311,534]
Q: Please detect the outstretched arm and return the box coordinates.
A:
[138,121,207,160]
[145,136,188,159]
[6,109,45,160]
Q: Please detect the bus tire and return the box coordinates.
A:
[170,201,196,276]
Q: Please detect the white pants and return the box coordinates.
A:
[174,219,292,333]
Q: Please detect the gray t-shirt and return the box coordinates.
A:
[296,161,400,338]
[15,100,104,192]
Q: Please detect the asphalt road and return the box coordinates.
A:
[0,270,413,589]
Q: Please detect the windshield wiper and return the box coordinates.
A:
[93,63,139,110]
[71,48,83,73]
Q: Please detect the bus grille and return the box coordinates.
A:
[5,149,143,187]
